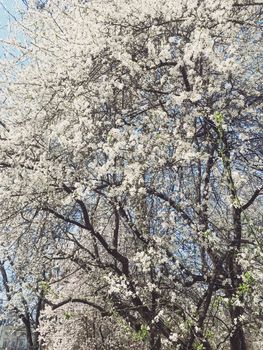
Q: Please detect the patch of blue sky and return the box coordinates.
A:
[0,0,27,59]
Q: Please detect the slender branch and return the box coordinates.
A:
[241,186,263,211]
[233,2,263,6]
[147,188,193,224]
[42,207,87,230]
[46,297,110,316]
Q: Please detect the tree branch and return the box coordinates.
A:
[241,186,263,211]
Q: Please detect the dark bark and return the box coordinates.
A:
[150,329,161,350]
[220,132,247,350]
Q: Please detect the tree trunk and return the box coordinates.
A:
[230,322,247,350]
[150,330,161,350]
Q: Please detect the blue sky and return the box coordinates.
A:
[0,0,26,57]
[0,1,17,37]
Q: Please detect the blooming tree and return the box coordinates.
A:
[0,0,262,349]
[0,258,46,350]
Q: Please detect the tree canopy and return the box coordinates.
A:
[0,1,262,349]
